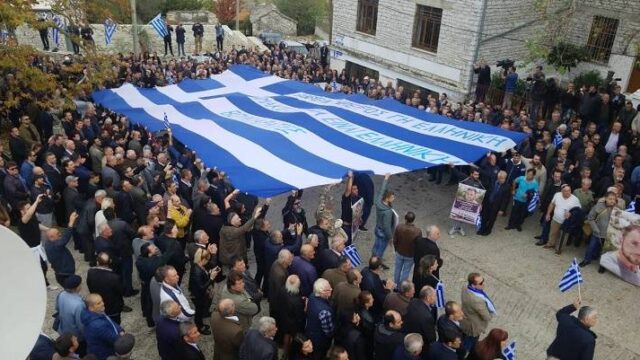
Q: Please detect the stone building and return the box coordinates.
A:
[331,0,640,100]
[250,3,298,36]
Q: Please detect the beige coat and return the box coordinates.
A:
[460,285,494,336]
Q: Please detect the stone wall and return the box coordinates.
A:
[15,23,260,55]
[332,0,485,99]
[166,10,218,25]
[250,4,298,36]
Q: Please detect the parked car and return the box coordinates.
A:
[258,32,283,47]
[279,40,309,56]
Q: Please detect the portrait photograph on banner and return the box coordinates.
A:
[603,208,640,286]
[450,183,486,225]
[351,198,364,238]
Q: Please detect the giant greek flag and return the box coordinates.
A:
[92,65,526,197]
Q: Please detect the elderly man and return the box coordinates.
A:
[317,233,347,275]
[212,298,244,360]
[414,225,442,279]
[333,269,362,314]
[306,278,334,360]
[373,310,405,360]
[403,285,437,347]
[159,265,195,322]
[437,301,468,359]
[81,293,124,360]
[383,280,414,317]
[580,191,620,268]
[156,300,182,360]
[219,205,261,266]
[220,271,259,331]
[289,244,318,297]
[238,317,278,360]
[393,333,425,360]
[547,298,597,360]
[321,255,351,290]
[267,249,293,316]
[177,322,206,360]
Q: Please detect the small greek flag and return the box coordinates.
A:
[553,131,563,147]
[475,214,482,231]
[558,258,583,292]
[528,191,539,213]
[104,18,117,46]
[163,112,171,129]
[502,341,516,360]
[342,244,361,267]
[149,13,169,38]
[435,281,445,308]
[51,15,64,47]
[626,200,636,213]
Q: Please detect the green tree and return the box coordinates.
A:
[275,0,327,35]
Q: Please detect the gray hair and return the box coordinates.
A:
[193,230,206,243]
[179,322,197,337]
[404,333,424,354]
[425,225,439,238]
[94,189,107,199]
[313,278,330,296]
[277,249,292,264]
[218,298,235,317]
[160,300,177,316]
[419,285,436,300]
[285,274,300,294]
[329,234,346,250]
[100,197,114,210]
[578,306,596,322]
[399,280,414,295]
[257,316,276,336]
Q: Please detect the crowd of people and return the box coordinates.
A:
[1,34,631,360]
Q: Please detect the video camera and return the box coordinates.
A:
[496,59,514,69]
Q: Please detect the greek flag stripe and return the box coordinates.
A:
[342,244,361,267]
[149,13,168,38]
[558,258,583,292]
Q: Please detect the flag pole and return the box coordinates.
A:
[577,279,582,302]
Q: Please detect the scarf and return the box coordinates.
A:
[467,285,497,314]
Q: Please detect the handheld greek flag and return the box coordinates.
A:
[163,112,171,129]
[342,244,361,267]
[528,191,539,213]
[104,18,117,46]
[553,131,563,147]
[626,200,636,213]
[559,258,583,292]
[475,214,482,231]
[435,281,445,308]
[502,341,516,360]
[149,13,168,38]
[51,15,64,47]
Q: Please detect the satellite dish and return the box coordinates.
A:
[0,226,47,359]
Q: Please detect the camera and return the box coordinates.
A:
[496,59,514,69]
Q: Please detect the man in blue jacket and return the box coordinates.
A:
[56,275,87,356]
[45,211,79,286]
[547,298,597,360]
[81,293,124,360]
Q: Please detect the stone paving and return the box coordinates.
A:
[40,170,640,359]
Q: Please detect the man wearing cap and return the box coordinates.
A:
[45,212,80,286]
[106,333,135,360]
[55,274,87,356]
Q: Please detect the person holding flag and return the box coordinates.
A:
[542,184,581,251]
[546,297,597,360]
[505,168,539,232]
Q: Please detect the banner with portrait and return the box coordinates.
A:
[604,208,640,286]
[351,198,365,238]
[449,183,486,225]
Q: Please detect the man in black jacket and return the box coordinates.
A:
[413,225,442,279]
[87,252,130,324]
[403,286,437,349]
[547,298,597,360]
[156,219,188,284]
[373,310,404,360]
[437,301,467,359]
[477,171,510,236]
[105,207,138,297]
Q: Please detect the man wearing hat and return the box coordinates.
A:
[106,334,135,360]
[55,274,87,356]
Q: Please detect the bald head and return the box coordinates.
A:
[86,294,104,313]
[218,298,236,317]
[301,244,315,260]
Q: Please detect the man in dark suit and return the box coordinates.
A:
[212,299,244,360]
[477,170,510,236]
[547,298,597,360]
[428,329,463,360]
[87,252,128,324]
[413,225,443,279]
[178,168,194,208]
[156,300,182,360]
[403,286,437,348]
[267,249,293,316]
[316,234,346,275]
[437,301,468,359]
[361,256,395,319]
[178,322,206,360]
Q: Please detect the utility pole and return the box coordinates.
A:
[130,0,139,55]
[235,0,240,31]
